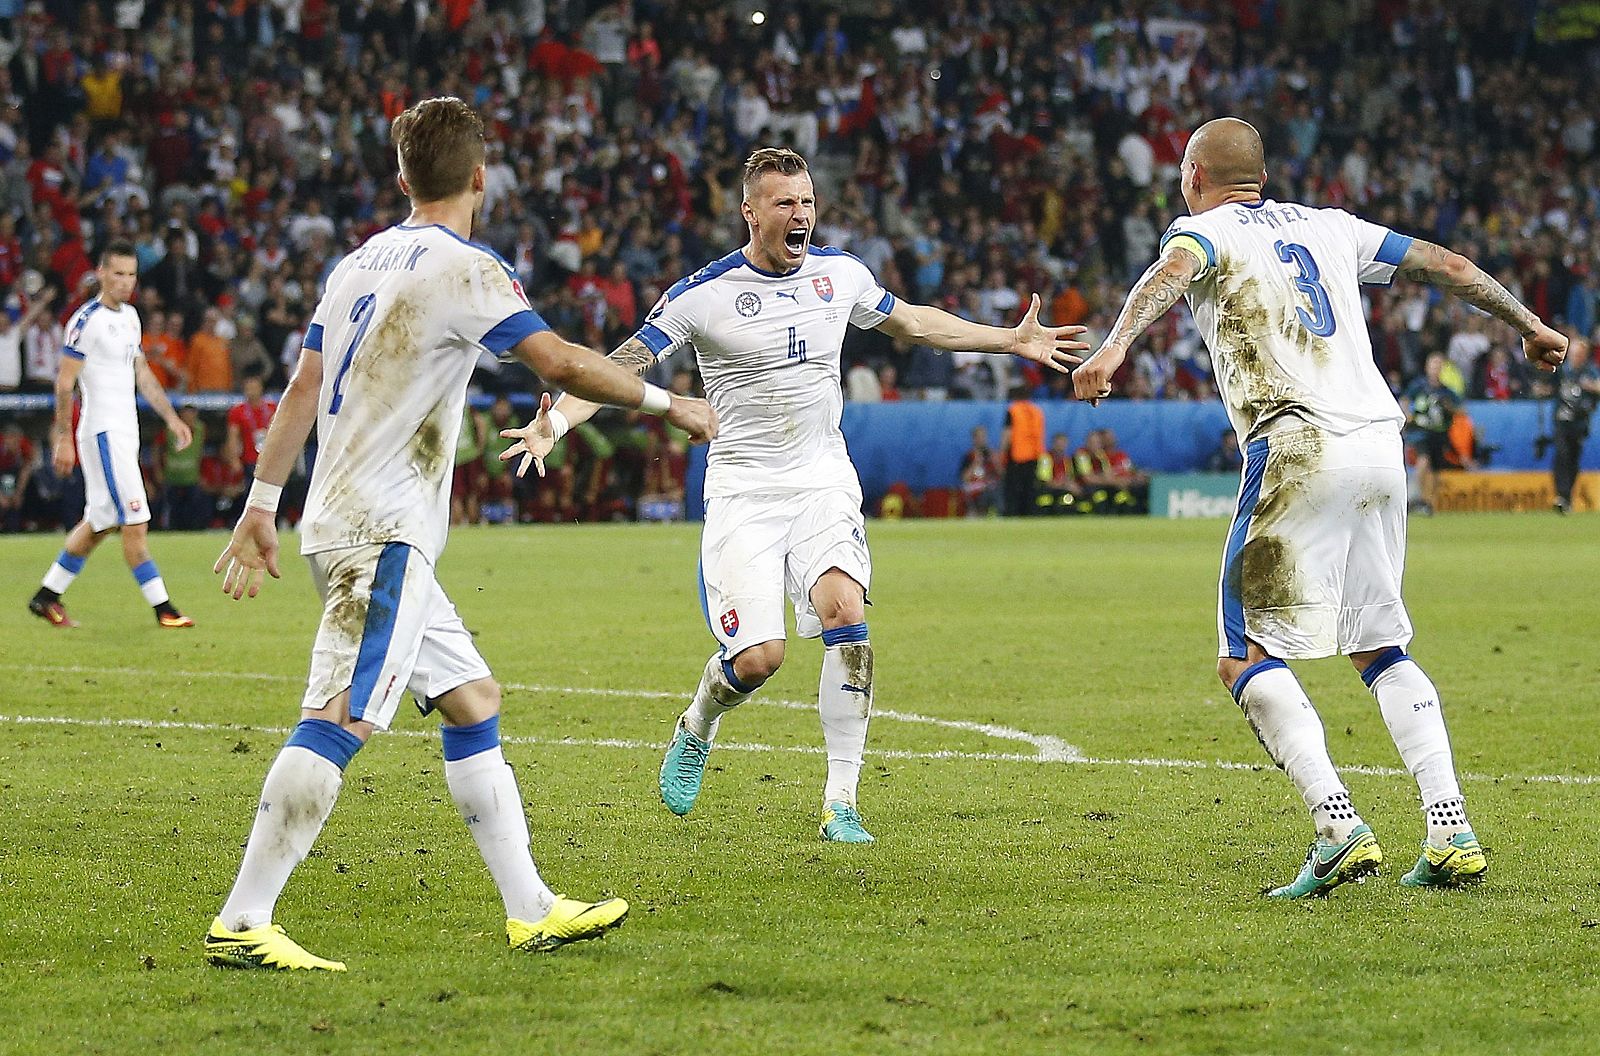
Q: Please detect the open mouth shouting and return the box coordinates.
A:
[783,224,809,260]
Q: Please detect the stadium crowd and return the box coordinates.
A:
[0,0,1596,528]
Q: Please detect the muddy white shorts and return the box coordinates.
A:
[1218,421,1413,660]
[301,542,491,728]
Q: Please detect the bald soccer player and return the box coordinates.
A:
[1073,118,1566,898]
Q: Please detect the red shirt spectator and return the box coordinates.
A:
[227,377,277,468]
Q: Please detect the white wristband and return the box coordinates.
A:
[546,407,571,442]
[246,479,283,514]
[639,382,672,416]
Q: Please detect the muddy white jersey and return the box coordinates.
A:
[300,223,548,562]
[63,297,143,439]
[1162,199,1410,441]
[633,246,896,498]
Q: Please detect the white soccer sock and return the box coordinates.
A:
[1365,650,1469,843]
[683,654,755,742]
[444,745,554,923]
[818,624,873,806]
[1233,659,1359,841]
[41,550,84,595]
[132,559,169,606]
[218,744,345,931]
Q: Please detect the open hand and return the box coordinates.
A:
[213,508,281,600]
[1012,294,1089,374]
[500,392,560,478]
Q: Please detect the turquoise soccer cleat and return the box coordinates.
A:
[658,718,711,816]
[1400,831,1488,887]
[819,801,875,843]
[1267,824,1382,898]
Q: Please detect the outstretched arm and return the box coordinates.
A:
[499,331,714,477]
[1072,245,1201,403]
[1397,239,1566,372]
[877,294,1087,373]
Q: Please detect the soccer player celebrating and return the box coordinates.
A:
[205,97,716,971]
[28,242,196,629]
[501,147,1086,842]
[1072,118,1567,896]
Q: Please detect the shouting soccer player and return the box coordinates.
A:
[29,242,196,629]
[205,97,716,971]
[1073,118,1567,896]
[501,147,1087,842]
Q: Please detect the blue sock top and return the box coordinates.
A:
[441,714,501,761]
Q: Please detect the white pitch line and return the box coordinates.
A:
[0,661,1082,763]
[3,663,1597,786]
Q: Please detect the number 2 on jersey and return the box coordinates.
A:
[1274,241,1337,338]
[786,326,808,364]
[328,293,377,414]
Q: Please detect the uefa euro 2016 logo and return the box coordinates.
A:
[735,292,761,317]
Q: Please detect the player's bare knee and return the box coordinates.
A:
[732,641,784,685]
[812,569,866,627]
[432,677,502,727]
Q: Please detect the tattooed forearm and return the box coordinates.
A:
[1398,240,1538,336]
[607,337,657,377]
[1105,249,1200,354]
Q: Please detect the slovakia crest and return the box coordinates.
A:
[720,608,740,636]
[812,276,834,302]
[129,499,143,513]
[735,292,762,317]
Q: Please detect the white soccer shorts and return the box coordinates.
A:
[302,543,491,728]
[79,428,151,531]
[699,487,872,656]
[1217,421,1413,660]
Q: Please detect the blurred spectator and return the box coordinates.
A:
[637,426,687,522]
[1552,337,1600,514]
[1001,385,1045,516]
[229,314,274,385]
[1405,353,1459,514]
[846,358,882,402]
[141,309,190,392]
[451,399,490,526]
[1205,430,1243,474]
[959,424,1000,517]
[226,375,276,485]
[187,308,232,393]
[1037,432,1085,514]
[157,405,208,531]
[878,363,901,402]
[1099,429,1150,512]
[0,421,36,532]
[200,427,247,528]
[1,287,55,391]
[480,396,519,524]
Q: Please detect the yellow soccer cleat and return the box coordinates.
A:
[204,917,347,972]
[507,896,629,953]
[1401,831,1488,887]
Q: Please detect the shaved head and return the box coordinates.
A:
[1179,117,1266,213]
[1187,118,1265,188]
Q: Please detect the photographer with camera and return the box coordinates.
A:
[1551,335,1600,513]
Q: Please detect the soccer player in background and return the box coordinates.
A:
[1073,118,1567,896]
[501,147,1086,842]
[205,97,716,971]
[28,242,196,629]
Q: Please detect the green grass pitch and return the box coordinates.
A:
[2,515,1597,1055]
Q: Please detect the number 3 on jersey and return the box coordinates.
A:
[329,293,377,415]
[1274,241,1337,338]
[786,325,808,364]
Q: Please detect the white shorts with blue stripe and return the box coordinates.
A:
[1217,421,1412,661]
[699,486,872,656]
[302,543,491,728]
[79,427,150,532]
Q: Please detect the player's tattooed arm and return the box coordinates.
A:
[500,336,663,477]
[1397,240,1537,335]
[606,336,657,377]
[1398,238,1567,371]
[1072,246,1200,404]
[1104,246,1202,357]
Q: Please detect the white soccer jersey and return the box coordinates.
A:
[63,297,142,438]
[300,223,548,562]
[634,246,896,498]
[1162,200,1410,440]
